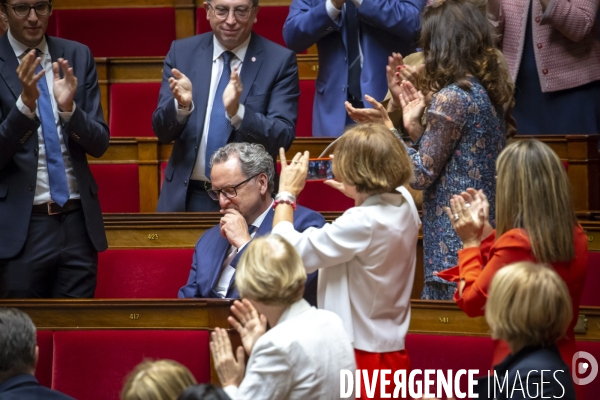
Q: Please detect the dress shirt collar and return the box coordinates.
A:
[360,186,407,208]
[276,298,312,327]
[8,29,49,59]
[212,33,250,63]
[248,200,274,230]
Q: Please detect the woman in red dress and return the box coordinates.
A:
[437,139,588,395]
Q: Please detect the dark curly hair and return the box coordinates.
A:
[418,0,513,107]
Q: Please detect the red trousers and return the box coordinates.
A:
[354,349,410,399]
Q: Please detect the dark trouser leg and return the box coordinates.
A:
[185,181,221,212]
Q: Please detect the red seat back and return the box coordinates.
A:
[580,251,600,306]
[297,80,315,137]
[95,249,195,299]
[110,83,161,137]
[90,164,140,213]
[52,330,210,400]
[36,330,54,388]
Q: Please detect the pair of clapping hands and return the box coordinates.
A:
[210,299,267,388]
[444,188,494,249]
[18,50,78,113]
[345,52,428,142]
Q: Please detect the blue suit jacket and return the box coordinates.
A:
[178,205,325,305]
[0,34,109,259]
[283,0,425,137]
[0,374,75,400]
[152,32,300,212]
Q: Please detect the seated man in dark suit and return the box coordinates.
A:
[0,308,74,399]
[152,0,300,212]
[178,143,324,305]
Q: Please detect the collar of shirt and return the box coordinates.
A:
[247,200,274,232]
[7,29,49,60]
[276,298,312,327]
[212,34,250,64]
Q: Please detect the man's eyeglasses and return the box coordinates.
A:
[207,3,255,21]
[205,174,259,201]
[7,2,52,17]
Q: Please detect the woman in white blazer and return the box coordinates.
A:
[272,123,421,399]
[210,234,356,400]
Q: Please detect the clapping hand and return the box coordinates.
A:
[278,148,309,198]
[460,188,494,241]
[399,81,426,142]
[17,50,44,112]
[52,58,77,112]
[446,194,485,248]
[210,327,246,387]
[223,66,243,118]
[228,299,268,355]
[169,68,193,107]
[345,94,394,129]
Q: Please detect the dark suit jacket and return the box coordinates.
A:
[0,374,75,400]
[475,345,576,400]
[0,34,109,259]
[178,205,325,304]
[152,32,300,212]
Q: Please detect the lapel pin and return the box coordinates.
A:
[251,57,256,62]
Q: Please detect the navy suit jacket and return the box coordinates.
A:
[152,32,300,212]
[283,0,425,137]
[178,205,325,304]
[0,374,75,400]
[0,34,109,259]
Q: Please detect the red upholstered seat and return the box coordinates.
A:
[36,330,54,388]
[297,80,315,137]
[110,83,161,137]
[51,8,175,57]
[95,249,194,298]
[51,330,211,400]
[576,341,600,400]
[89,164,140,213]
[580,251,600,306]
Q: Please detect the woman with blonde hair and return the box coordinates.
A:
[482,261,576,399]
[210,234,355,400]
[438,139,588,393]
[271,123,420,399]
[121,360,197,400]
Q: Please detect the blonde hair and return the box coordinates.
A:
[236,235,306,305]
[121,360,197,400]
[333,123,413,194]
[495,139,577,263]
[486,262,572,348]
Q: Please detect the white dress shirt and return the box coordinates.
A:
[272,186,421,353]
[214,201,273,297]
[224,299,356,400]
[176,35,250,182]
[8,30,80,205]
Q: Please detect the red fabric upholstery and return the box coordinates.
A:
[51,330,211,400]
[576,341,600,400]
[297,80,315,137]
[580,251,600,306]
[95,249,194,298]
[36,330,54,388]
[160,162,168,190]
[110,83,161,137]
[52,9,175,57]
[90,164,140,213]
[196,6,292,49]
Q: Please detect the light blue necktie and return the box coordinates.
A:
[205,51,234,178]
[34,50,69,206]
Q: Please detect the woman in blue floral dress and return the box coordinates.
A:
[399,0,513,300]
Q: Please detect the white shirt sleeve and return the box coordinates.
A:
[58,102,75,122]
[174,98,195,124]
[17,96,36,118]
[272,208,372,273]
[326,0,343,21]
[227,103,245,130]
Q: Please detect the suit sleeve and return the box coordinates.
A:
[283,0,341,53]
[540,0,600,42]
[0,106,40,170]
[152,41,188,144]
[62,46,109,158]
[235,51,299,154]
[357,0,425,39]
[178,239,202,298]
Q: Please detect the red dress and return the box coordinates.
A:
[438,225,589,368]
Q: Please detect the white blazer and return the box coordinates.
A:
[224,299,356,400]
[273,186,421,353]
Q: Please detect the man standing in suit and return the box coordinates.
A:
[0,0,109,298]
[283,0,425,137]
[0,308,74,399]
[152,0,300,212]
[178,143,324,305]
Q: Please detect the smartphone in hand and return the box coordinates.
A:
[307,158,334,181]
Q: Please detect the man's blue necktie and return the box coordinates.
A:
[205,51,234,178]
[34,51,69,207]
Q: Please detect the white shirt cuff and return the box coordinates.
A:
[326,0,342,21]
[58,102,75,122]
[223,385,239,399]
[17,96,36,118]
[227,103,244,130]
[175,98,194,124]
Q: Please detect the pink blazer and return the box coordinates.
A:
[492,0,600,92]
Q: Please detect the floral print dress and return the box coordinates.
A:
[404,79,505,300]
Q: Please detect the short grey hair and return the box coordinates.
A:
[210,143,275,194]
[0,308,37,383]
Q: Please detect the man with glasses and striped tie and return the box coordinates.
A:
[178,143,324,306]
[0,0,109,298]
[153,0,300,212]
